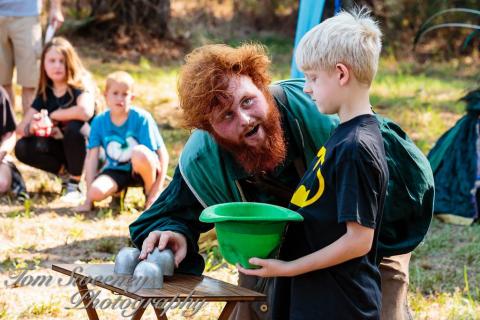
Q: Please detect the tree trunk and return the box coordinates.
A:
[88,0,171,38]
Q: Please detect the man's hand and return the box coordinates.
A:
[139,230,187,268]
[49,0,64,30]
[237,258,293,277]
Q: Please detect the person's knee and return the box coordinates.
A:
[131,145,156,168]
[14,139,29,162]
[0,178,10,193]
[64,121,84,137]
[63,121,87,150]
[88,185,108,202]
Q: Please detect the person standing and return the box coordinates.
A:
[0,0,64,113]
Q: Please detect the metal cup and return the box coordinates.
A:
[114,247,141,275]
[146,248,175,276]
[131,261,163,289]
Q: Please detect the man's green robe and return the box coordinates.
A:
[130,79,434,274]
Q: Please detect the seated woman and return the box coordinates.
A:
[15,37,95,204]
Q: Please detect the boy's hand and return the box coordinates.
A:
[237,258,293,277]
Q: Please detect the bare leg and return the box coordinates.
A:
[21,87,35,115]
[3,84,15,111]
[131,145,160,196]
[0,163,12,193]
[75,174,118,212]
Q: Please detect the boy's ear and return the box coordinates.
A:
[130,94,135,102]
[336,63,350,86]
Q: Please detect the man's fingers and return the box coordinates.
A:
[139,232,159,259]
[157,231,171,250]
[174,241,187,268]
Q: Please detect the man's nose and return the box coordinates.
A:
[239,110,252,127]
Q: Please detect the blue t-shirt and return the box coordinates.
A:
[88,106,165,172]
[0,0,41,16]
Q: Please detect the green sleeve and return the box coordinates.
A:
[129,166,213,275]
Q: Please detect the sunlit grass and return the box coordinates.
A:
[4,34,480,318]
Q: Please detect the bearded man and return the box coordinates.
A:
[129,44,433,320]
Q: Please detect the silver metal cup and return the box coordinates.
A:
[114,247,141,275]
[146,248,175,276]
[132,261,164,289]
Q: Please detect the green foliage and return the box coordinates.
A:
[95,238,119,254]
[0,256,41,271]
[203,244,226,272]
[95,207,113,219]
[21,301,61,317]
[410,220,480,300]
[6,198,34,219]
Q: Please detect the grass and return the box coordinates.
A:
[2,33,479,318]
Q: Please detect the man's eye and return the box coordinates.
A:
[243,98,253,106]
[223,112,234,120]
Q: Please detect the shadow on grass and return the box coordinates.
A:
[0,236,132,271]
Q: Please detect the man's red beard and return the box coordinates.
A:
[212,93,287,174]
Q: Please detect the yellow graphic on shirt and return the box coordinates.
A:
[290,147,326,208]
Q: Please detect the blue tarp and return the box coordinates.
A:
[290,0,325,78]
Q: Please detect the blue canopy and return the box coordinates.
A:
[291,0,341,78]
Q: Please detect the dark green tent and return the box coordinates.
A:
[428,89,480,225]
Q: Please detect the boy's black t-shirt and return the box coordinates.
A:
[274,114,389,320]
[0,89,16,136]
[32,86,83,114]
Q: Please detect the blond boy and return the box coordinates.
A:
[76,71,169,212]
[239,9,389,319]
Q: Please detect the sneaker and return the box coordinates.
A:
[59,182,84,205]
[9,162,29,203]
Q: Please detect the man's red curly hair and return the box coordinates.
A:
[178,43,272,130]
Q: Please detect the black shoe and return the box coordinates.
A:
[9,162,29,202]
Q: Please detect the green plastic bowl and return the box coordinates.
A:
[199,202,303,269]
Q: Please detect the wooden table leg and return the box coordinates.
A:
[152,304,168,320]
[75,279,99,320]
[130,299,148,320]
[218,301,237,320]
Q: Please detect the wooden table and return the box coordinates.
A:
[52,264,265,320]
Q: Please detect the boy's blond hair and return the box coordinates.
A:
[295,7,382,85]
[105,71,135,92]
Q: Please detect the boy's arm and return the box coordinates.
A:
[145,144,169,208]
[239,221,374,277]
[49,92,95,122]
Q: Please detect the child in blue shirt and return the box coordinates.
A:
[76,71,169,211]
